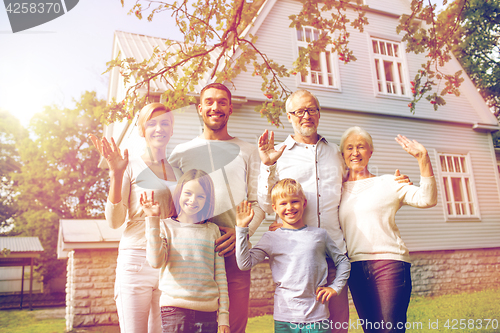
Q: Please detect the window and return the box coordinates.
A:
[296,26,338,88]
[438,153,479,219]
[371,38,408,96]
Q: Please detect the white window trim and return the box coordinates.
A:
[367,34,411,99]
[434,150,481,222]
[293,26,341,91]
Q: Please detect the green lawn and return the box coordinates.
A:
[0,289,498,332]
[246,289,500,333]
[0,308,66,333]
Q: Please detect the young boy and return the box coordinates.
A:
[235,178,350,333]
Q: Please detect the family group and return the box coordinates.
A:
[90,83,437,333]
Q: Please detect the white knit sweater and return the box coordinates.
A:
[339,175,437,263]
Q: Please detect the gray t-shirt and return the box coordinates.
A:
[236,225,350,323]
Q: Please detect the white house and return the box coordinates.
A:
[99,0,500,315]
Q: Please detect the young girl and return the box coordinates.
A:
[140,169,230,333]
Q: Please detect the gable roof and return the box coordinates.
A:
[0,237,44,254]
[238,0,276,40]
[57,219,125,259]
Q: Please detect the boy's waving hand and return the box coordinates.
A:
[236,201,254,228]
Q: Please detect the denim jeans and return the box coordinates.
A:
[349,260,412,333]
[115,249,161,333]
[161,306,218,333]
[224,253,251,333]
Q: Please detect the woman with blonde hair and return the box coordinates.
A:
[90,102,176,332]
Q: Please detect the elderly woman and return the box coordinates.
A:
[90,103,176,333]
[338,126,437,333]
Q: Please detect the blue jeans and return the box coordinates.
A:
[160,307,217,333]
[349,260,412,333]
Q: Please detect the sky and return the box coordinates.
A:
[0,0,182,128]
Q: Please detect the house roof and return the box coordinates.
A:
[114,30,170,92]
[112,0,267,96]
[0,237,44,253]
[112,30,224,95]
[57,219,125,259]
[0,237,44,264]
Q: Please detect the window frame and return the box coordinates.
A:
[435,151,481,221]
[369,36,410,98]
[294,26,341,91]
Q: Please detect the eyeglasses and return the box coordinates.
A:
[288,108,319,117]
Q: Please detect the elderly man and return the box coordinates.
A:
[258,89,410,332]
[257,89,349,332]
[169,82,265,333]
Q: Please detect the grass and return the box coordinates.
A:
[0,308,66,333]
[0,289,498,332]
[0,307,118,333]
[246,289,500,333]
[405,291,500,333]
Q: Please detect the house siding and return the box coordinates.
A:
[232,0,491,126]
[231,0,302,100]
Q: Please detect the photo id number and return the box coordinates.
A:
[6,2,62,14]
[444,319,498,330]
